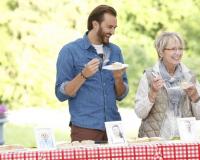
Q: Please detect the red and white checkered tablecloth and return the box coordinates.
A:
[0,142,200,160]
[157,142,200,160]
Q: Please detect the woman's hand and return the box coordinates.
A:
[149,75,164,103]
[184,84,200,103]
[151,75,165,92]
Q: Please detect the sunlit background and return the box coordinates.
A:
[0,0,200,147]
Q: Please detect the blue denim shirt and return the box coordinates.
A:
[55,33,129,130]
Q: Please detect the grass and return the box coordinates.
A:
[4,123,69,147]
[3,123,138,147]
[2,107,139,147]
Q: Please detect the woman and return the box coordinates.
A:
[134,32,200,139]
[111,124,125,143]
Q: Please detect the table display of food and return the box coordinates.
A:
[1,138,200,160]
[1,118,200,159]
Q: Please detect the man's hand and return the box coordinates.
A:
[112,68,126,80]
[82,58,100,78]
[112,68,127,97]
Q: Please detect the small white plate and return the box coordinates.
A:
[102,64,128,71]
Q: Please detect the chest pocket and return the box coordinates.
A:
[74,53,95,74]
[75,60,86,72]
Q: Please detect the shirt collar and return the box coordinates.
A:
[82,32,91,49]
[82,31,110,50]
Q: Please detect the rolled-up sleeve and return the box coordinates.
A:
[55,45,75,101]
[115,48,129,101]
[116,82,129,101]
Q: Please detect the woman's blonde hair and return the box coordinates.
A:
[154,32,185,58]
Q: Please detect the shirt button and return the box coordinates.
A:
[103,83,106,86]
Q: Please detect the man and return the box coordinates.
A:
[55,5,128,142]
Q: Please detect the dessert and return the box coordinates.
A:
[81,140,95,145]
[102,62,128,70]
[0,144,25,152]
[149,137,164,141]
[133,137,150,143]
[112,62,123,69]
[71,141,81,146]
[181,81,192,89]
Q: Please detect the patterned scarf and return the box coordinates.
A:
[159,60,185,138]
[159,61,185,116]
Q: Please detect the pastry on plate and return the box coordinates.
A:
[181,81,192,89]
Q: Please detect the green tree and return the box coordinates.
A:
[1,0,200,109]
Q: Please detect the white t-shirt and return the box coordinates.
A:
[92,44,104,55]
[92,44,109,65]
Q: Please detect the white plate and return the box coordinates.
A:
[102,64,128,71]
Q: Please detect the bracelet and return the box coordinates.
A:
[80,71,87,80]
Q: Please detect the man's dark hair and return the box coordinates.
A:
[87,5,117,31]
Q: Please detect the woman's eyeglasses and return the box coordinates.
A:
[164,47,184,52]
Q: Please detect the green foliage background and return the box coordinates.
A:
[1,0,200,109]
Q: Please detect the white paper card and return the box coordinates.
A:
[35,128,56,150]
[177,117,196,141]
[105,121,127,145]
[191,120,200,140]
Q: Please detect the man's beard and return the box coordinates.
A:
[97,27,109,44]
